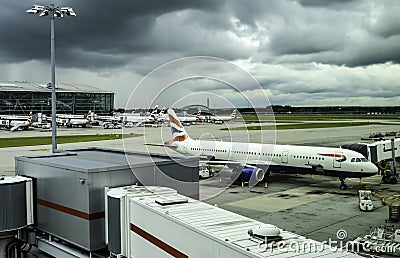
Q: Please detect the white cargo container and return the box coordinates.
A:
[107,185,361,258]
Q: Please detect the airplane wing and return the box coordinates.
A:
[135,120,145,127]
[10,125,20,132]
[199,159,275,169]
[10,124,27,132]
[199,159,244,167]
[144,143,178,149]
[246,160,279,168]
[129,117,145,123]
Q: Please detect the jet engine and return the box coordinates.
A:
[233,167,266,187]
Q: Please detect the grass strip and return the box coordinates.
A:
[0,133,142,148]
[242,114,399,122]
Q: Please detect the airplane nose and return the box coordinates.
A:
[367,163,379,175]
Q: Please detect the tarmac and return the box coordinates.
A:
[1,119,399,254]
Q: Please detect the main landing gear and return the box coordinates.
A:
[339,177,348,190]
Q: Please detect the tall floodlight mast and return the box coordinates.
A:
[26,4,76,153]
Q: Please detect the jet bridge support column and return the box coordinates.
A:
[390,139,397,175]
[382,139,398,184]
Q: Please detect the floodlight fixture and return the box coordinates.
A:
[26,4,76,153]
[61,7,77,17]
[25,5,45,14]
[54,10,63,18]
[26,4,76,18]
[39,10,49,17]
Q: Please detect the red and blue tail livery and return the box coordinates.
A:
[318,153,347,162]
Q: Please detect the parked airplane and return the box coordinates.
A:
[156,109,378,189]
[118,105,159,126]
[159,109,203,124]
[3,112,33,132]
[195,110,206,122]
[155,107,168,123]
[209,110,237,123]
[174,111,199,123]
[67,111,92,127]
[55,111,92,127]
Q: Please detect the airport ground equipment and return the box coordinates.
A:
[358,190,373,211]
[348,225,400,256]
[199,166,212,179]
[14,147,199,256]
[102,121,123,129]
[0,176,33,258]
[388,205,400,222]
[107,185,361,258]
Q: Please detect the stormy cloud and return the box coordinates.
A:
[0,0,399,107]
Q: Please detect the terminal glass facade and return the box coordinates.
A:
[0,91,114,115]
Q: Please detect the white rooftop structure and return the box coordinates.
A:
[0,81,112,93]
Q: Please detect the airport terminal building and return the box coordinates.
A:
[0,81,114,115]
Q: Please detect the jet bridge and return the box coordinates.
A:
[342,138,400,164]
[342,138,400,183]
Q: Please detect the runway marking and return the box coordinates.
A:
[29,148,49,152]
[224,186,333,213]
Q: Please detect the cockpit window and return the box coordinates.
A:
[351,157,368,162]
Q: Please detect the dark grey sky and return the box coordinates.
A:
[0,0,399,108]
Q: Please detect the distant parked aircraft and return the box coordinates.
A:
[0,112,33,132]
[209,110,237,123]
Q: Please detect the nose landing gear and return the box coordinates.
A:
[339,177,348,190]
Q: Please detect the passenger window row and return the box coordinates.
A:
[190,147,283,157]
[291,155,325,161]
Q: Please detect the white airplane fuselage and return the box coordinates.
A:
[177,116,198,123]
[210,110,236,122]
[9,120,31,131]
[172,139,378,179]
[68,118,90,126]
[211,115,233,122]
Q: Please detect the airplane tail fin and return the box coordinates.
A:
[86,111,92,122]
[231,109,237,119]
[150,109,158,121]
[27,112,33,125]
[166,109,190,144]
[195,110,202,121]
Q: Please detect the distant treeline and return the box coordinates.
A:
[120,105,400,115]
[237,106,400,115]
